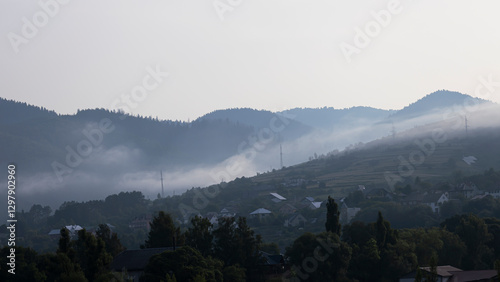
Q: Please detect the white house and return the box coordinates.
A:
[423,193,449,214]
[250,208,272,219]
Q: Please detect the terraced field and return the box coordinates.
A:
[252,125,500,197]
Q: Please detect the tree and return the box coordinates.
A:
[73,229,113,281]
[415,267,423,282]
[141,246,223,282]
[213,217,263,280]
[441,214,493,269]
[142,211,185,249]
[286,232,351,281]
[185,216,213,257]
[213,217,237,265]
[223,265,246,281]
[325,196,341,235]
[260,242,280,255]
[348,238,381,280]
[438,228,466,267]
[58,228,71,254]
[28,204,52,226]
[370,211,414,280]
[37,252,87,282]
[375,211,388,249]
[234,217,263,280]
[96,224,125,257]
[495,259,500,282]
[425,254,438,282]
[342,221,372,246]
[0,246,46,282]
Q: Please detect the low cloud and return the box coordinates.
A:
[7,102,500,215]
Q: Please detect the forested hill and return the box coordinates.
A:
[0,90,492,174]
[0,97,57,125]
[1,90,499,212]
[0,105,255,172]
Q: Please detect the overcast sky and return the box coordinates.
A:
[2,0,500,121]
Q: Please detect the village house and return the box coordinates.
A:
[484,183,500,198]
[308,201,323,210]
[363,187,393,200]
[270,192,287,203]
[422,192,449,214]
[450,182,480,199]
[260,251,285,277]
[219,207,236,218]
[399,193,424,206]
[205,212,219,225]
[300,196,315,205]
[278,203,297,215]
[249,208,272,219]
[340,202,361,223]
[284,213,307,227]
[399,265,497,282]
[129,215,152,232]
[48,225,83,239]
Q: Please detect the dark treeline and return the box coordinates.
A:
[0,212,263,281]
[286,196,500,281]
[2,169,500,280]
[5,169,500,253]
[3,199,500,281]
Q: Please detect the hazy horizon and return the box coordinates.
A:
[2,1,500,121]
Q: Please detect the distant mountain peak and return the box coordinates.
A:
[389,90,488,119]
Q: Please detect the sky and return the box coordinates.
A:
[1,0,500,122]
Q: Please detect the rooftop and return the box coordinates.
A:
[270,193,286,200]
[250,208,272,215]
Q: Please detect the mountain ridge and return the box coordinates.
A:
[1,89,498,211]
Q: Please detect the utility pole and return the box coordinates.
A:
[391,122,396,141]
[465,115,469,138]
[280,144,283,169]
[160,170,164,198]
